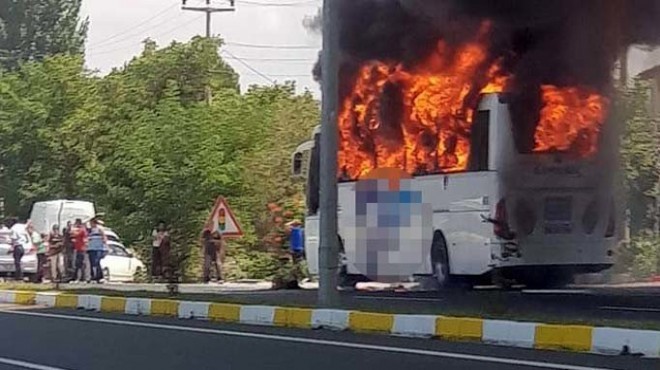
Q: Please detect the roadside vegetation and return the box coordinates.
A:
[0,1,318,282]
[620,79,660,279]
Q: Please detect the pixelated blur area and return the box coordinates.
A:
[348,169,433,283]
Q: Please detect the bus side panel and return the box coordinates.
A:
[304,216,320,275]
[416,172,499,276]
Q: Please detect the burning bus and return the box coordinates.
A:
[292,0,660,288]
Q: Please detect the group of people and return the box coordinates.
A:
[0,217,108,283]
[149,222,225,284]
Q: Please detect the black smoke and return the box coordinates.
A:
[315,0,660,154]
[315,0,660,97]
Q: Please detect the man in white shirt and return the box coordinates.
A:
[0,218,21,280]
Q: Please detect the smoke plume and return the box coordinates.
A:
[318,0,660,179]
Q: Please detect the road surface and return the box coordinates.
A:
[0,305,655,370]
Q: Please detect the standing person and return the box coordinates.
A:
[62,221,73,281]
[87,218,107,283]
[286,220,305,263]
[27,223,47,283]
[71,218,88,283]
[151,221,168,278]
[202,229,222,283]
[47,224,65,282]
[0,218,21,281]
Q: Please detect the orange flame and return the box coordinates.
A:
[533,85,610,156]
[338,22,509,181]
[338,23,608,181]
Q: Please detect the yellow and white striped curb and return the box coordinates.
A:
[1,290,658,358]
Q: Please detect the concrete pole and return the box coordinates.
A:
[181,0,235,106]
[318,0,340,307]
[206,0,212,38]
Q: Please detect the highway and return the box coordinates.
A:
[0,306,656,370]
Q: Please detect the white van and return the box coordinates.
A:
[29,200,96,234]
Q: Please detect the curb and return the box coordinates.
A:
[1,290,658,358]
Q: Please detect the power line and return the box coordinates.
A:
[87,15,205,57]
[220,55,316,62]
[225,41,319,50]
[236,0,319,7]
[221,50,274,83]
[87,3,180,48]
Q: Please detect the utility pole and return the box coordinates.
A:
[182,0,235,105]
[318,0,340,307]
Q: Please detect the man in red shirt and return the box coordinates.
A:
[71,218,88,282]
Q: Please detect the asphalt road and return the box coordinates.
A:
[0,306,656,370]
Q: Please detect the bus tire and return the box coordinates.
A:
[431,231,454,289]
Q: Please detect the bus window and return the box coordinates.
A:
[468,110,490,172]
[292,152,304,177]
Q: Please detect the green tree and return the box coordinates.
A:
[0,55,101,217]
[0,0,88,70]
[619,79,660,278]
[0,35,320,282]
[621,79,660,236]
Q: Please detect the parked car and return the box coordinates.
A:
[101,241,144,282]
[0,223,38,279]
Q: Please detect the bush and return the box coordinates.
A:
[627,234,660,279]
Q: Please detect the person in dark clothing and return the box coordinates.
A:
[62,221,73,280]
[202,229,222,283]
[151,221,168,278]
[48,224,65,282]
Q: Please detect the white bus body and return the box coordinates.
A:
[294,93,619,287]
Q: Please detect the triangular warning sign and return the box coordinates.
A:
[204,197,243,238]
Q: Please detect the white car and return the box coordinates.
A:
[0,223,38,278]
[100,241,145,282]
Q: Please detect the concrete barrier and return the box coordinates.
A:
[0,289,658,359]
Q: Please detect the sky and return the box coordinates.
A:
[80,0,322,96]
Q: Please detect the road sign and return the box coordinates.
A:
[205,197,243,238]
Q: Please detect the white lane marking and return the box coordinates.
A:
[599,306,660,313]
[355,296,442,302]
[0,357,74,370]
[0,310,619,370]
[522,290,592,295]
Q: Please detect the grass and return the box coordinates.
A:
[0,282,658,331]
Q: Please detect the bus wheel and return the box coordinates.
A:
[431,231,453,289]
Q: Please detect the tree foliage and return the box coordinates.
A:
[0,0,88,70]
[0,36,319,280]
[619,78,660,277]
